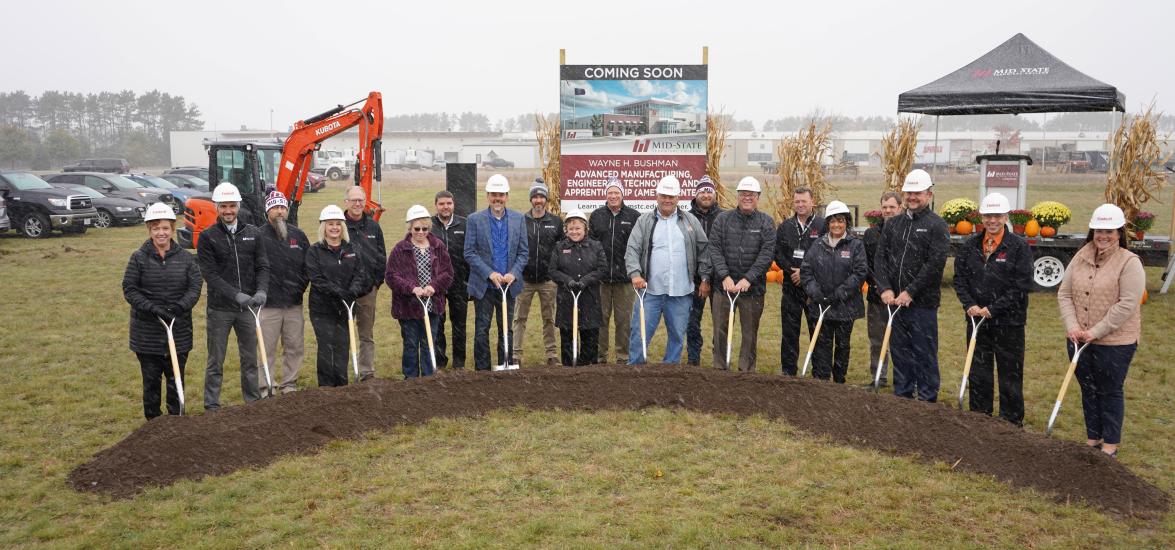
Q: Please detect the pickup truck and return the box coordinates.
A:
[0,171,98,238]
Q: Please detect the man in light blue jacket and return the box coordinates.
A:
[464,174,529,371]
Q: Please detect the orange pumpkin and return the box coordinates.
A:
[1040,226,1057,238]
[956,220,973,235]
[1024,219,1041,238]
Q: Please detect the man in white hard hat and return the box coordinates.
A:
[773,186,824,375]
[874,169,950,402]
[623,175,710,364]
[197,181,270,410]
[341,186,384,381]
[952,192,1033,424]
[863,191,902,386]
[685,175,725,366]
[463,174,529,370]
[513,179,564,367]
[707,176,775,371]
[256,190,310,394]
[589,176,641,363]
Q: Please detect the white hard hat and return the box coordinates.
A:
[824,200,851,219]
[564,210,588,224]
[485,174,509,193]
[901,169,933,192]
[736,176,762,193]
[144,202,176,222]
[1089,203,1126,230]
[319,204,346,222]
[656,175,681,196]
[978,193,1011,215]
[211,182,242,203]
[405,204,430,223]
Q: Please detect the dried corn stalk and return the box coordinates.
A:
[535,113,561,213]
[706,112,734,208]
[879,117,921,192]
[768,119,834,221]
[1105,104,1170,232]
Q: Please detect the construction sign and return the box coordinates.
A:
[559,64,708,212]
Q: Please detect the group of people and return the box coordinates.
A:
[123,169,1145,457]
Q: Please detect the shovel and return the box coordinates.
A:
[570,288,583,367]
[956,315,986,410]
[158,315,185,415]
[724,290,741,368]
[800,302,832,378]
[247,306,276,398]
[1046,340,1091,436]
[416,294,438,376]
[342,299,361,382]
[634,286,648,363]
[872,304,901,392]
[493,282,520,371]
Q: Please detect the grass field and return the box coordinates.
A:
[0,171,1172,547]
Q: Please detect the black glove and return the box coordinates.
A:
[163,304,180,318]
[150,304,169,319]
[248,291,267,308]
[835,288,849,302]
[818,296,833,306]
[568,281,585,292]
[234,292,251,307]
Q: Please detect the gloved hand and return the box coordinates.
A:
[234,292,251,307]
[835,288,849,302]
[248,291,267,308]
[163,304,180,318]
[150,304,169,319]
[568,281,585,292]
[818,296,833,306]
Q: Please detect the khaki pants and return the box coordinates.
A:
[512,280,558,362]
[356,286,379,380]
[258,305,305,393]
[598,282,634,364]
[711,293,765,372]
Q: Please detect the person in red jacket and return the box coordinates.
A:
[387,205,454,378]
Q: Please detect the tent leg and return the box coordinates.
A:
[932,115,940,175]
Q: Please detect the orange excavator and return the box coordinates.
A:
[179,91,384,247]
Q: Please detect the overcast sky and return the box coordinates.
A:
[2,0,1170,130]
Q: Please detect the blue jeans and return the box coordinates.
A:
[401,315,442,378]
[1071,341,1136,445]
[890,307,940,402]
[628,293,692,364]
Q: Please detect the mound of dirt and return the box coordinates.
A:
[69,365,1168,517]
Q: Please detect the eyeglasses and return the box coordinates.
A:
[345,198,365,203]
[411,227,430,232]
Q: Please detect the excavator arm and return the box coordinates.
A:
[277,91,384,223]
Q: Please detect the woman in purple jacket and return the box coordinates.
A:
[386,205,454,378]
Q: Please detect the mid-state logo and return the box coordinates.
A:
[971,67,1050,79]
[631,138,704,153]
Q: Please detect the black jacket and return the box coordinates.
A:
[523,210,564,284]
[588,204,641,283]
[548,237,608,330]
[305,240,372,319]
[344,212,386,292]
[258,223,309,308]
[801,234,868,321]
[774,213,825,294]
[874,207,950,309]
[863,221,884,304]
[708,208,777,295]
[431,214,469,289]
[196,221,270,312]
[123,240,203,355]
[688,198,724,237]
[952,229,1033,326]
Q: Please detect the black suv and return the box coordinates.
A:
[0,172,98,238]
[45,172,181,214]
[63,158,131,174]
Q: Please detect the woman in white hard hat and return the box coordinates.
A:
[122,203,203,420]
[305,205,372,386]
[549,210,607,366]
[799,200,867,383]
[386,205,453,378]
[1057,204,1145,458]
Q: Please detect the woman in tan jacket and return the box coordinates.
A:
[1057,204,1145,458]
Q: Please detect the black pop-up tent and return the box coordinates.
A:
[898,33,1124,115]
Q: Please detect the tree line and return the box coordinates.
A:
[0,90,203,169]
[384,112,559,133]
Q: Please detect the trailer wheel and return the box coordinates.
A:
[1032,252,1070,292]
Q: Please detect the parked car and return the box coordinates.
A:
[163,166,210,181]
[481,157,514,169]
[305,172,327,193]
[0,194,9,232]
[0,171,98,238]
[125,174,204,205]
[159,173,210,193]
[44,172,181,214]
[62,158,130,174]
[50,184,145,228]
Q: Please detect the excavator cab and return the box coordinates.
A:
[179,139,292,248]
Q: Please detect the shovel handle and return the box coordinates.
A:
[418,296,437,375]
[342,300,360,381]
[957,317,985,409]
[1047,341,1090,436]
[873,306,899,391]
[725,292,738,367]
[158,317,185,414]
[571,291,581,366]
[800,304,830,378]
[249,307,274,397]
[635,288,647,362]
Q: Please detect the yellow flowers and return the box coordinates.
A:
[939,198,979,224]
[1030,201,1072,228]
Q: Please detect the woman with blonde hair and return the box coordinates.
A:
[305,205,371,386]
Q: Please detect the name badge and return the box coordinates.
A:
[793,250,805,260]
[995,258,1006,263]
[242,237,254,241]
[840,250,851,258]
[916,228,928,233]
